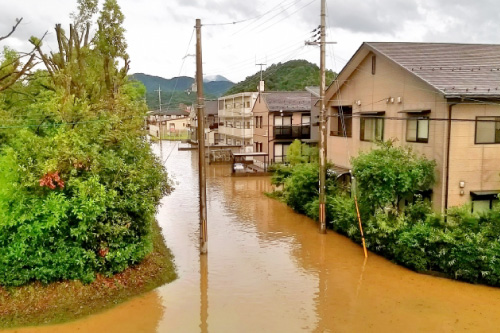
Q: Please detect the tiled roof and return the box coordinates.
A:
[366,42,500,98]
[262,92,312,112]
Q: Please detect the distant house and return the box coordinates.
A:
[252,91,319,169]
[189,100,219,145]
[324,42,500,212]
[147,108,190,138]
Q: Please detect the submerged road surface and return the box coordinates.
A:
[11,141,500,332]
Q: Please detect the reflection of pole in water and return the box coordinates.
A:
[200,254,209,333]
[355,257,368,300]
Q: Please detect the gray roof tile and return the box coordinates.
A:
[262,92,313,112]
[366,42,500,98]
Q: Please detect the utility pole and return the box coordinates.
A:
[155,86,163,144]
[196,19,208,254]
[256,63,266,81]
[318,0,327,234]
[156,85,162,112]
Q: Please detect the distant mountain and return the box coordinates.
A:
[224,59,337,96]
[131,73,194,93]
[130,73,235,110]
[204,80,234,97]
[204,75,231,82]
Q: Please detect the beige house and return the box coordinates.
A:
[147,108,190,138]
[253,91,318,169]
[325,42,500,213]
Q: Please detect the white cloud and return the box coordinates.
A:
[1,0,500,83]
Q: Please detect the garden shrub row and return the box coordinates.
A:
[272,140,500,287]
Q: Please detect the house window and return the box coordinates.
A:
[406,114,429,143]
[471,191,500,213]
[274,143,291,163]
[371,55,376,75]
[330,106,352,137]
[274,115,292,126]
[255,116,261,128]
[302,114,311,125]
[475,117,500,144]
[360,113,384,142]
[255,142,263,152]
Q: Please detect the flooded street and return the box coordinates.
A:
[8,141,500,332]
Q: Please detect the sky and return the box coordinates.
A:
[1,0,500,83]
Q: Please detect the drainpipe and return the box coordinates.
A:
[444,102,456,212]
[268,112,271,164]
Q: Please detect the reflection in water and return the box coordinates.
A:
[9,140,500,332]
[200,254,208,333]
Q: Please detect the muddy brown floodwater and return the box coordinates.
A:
[7,141,500,332]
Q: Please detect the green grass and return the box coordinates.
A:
[0,221,177,329]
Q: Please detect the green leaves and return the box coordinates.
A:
[0,1,171,287]
[352,141,436,212]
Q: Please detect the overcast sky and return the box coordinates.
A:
[2,0,500,83]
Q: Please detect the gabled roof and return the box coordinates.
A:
[261,91,312,112]
[329,42,500,99]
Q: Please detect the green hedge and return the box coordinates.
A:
[272,143,500,287]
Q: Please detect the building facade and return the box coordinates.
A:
[253,91,319,168]
[218,92,258,152]
[325,42,500,212]
[189,100,219,146]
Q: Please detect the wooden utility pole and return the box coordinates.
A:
[196,19,208,254]
[155,85,163,144]
[319,0,327,233]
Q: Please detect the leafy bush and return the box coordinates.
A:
[268,140,500,287]
[284,163,319,214]
[352,141,436,212]
[0,0,171,286]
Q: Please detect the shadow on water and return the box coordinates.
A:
[9,141,500,332]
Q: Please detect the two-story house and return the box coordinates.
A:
[253,91,319,169]
[325,42,500,213]
[189,100,219,145]
[147,108,190,139]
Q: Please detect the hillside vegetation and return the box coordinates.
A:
[224,59,337,95]
[130,73,233,110]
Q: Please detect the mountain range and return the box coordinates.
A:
[131,73,234,97]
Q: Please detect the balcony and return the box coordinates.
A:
[274,125,310,140]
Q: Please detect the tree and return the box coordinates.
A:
[0,18,36,92]
[351,141,436,213]
[0,0,170,286]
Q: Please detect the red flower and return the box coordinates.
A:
[39,171,65,189]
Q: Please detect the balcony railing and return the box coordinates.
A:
[274,125,310,140]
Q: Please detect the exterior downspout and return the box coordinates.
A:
[268,111,271,165]
[444,102,456,212]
